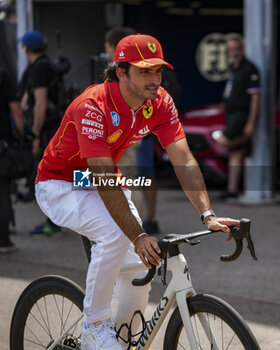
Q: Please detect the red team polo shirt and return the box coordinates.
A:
[36,80,185,183]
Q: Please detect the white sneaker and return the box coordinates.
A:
[81,320,123,350]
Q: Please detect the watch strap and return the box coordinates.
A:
[201,209,216,223]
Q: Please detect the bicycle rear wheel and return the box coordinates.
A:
[164,294,260,350]
[10,275,85,350]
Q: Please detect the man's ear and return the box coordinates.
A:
[116,67,127,81]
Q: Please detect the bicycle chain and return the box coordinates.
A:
[52,344,81,350]
[49,337,81,350]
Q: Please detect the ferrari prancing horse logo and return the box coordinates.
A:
[143,105,153,119]
[147,42,156,53]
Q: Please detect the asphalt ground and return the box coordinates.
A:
[0,187,280,349]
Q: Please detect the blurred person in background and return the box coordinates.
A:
[0,65,24,252]
[18,30,62,235]
[105,27,136,63]
[215,37,260,200]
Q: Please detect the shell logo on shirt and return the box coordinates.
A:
[143,105,153,119]
[107,130,122,143]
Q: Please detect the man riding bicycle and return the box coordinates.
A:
[35,34,238,350]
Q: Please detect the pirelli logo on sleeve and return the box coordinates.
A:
[82,119,104,129]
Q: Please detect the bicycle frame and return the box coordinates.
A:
[47,252,220,350]
[131,253,219,350]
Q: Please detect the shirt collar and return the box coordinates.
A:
[107,80,153,113]
[31,54,48,67]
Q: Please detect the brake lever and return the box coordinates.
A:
[246,234,257,260]
[241,219,258,260]
[220,218,257,262]
[238,218,257,260]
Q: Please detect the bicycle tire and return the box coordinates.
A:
[163,294,260,350]
[10,275,85,350]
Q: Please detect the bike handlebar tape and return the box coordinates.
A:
[132,265,156,286]
[220,239,243,262]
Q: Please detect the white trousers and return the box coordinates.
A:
[35,180,151,328]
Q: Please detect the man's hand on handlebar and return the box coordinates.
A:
[203,217,240,237]
[134,218,240,269]
[134,235,161,269]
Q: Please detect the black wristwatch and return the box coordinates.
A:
[201,209,216,224]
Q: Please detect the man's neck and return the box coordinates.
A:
[232,57,244,70]
[29,53,43,64]
[118,82,145,112]
[233,62,240,69]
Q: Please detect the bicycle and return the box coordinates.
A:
[10,218,260,350]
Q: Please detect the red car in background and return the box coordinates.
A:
[155,103,280,186]
[179,104,228,184]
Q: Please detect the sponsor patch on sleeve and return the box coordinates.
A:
[107,130,122,143]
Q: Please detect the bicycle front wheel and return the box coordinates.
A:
[164,294,260,350]
[10,275,85,350]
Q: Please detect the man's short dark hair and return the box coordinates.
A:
[29,42,47,54]
[104,62,131,82]
[105,27,136,48]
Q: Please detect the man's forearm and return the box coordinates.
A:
[247,93,260,126]
[97,185,144,241]
[32,102,46,136]
[167,139,211,217]
[173,156,211,216]
[32,88,48,136]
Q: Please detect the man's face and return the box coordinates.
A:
[226,40,244,65]
[105,42,115,62]
[121,65,163,102]
[21,45,32,62]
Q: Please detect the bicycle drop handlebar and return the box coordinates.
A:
[132,218,257,287]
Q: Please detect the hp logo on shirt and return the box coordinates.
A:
[73,169,91,188]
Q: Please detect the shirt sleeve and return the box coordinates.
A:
[73,100,112,159]
[152,92,185,149]
[246,64,261,95]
